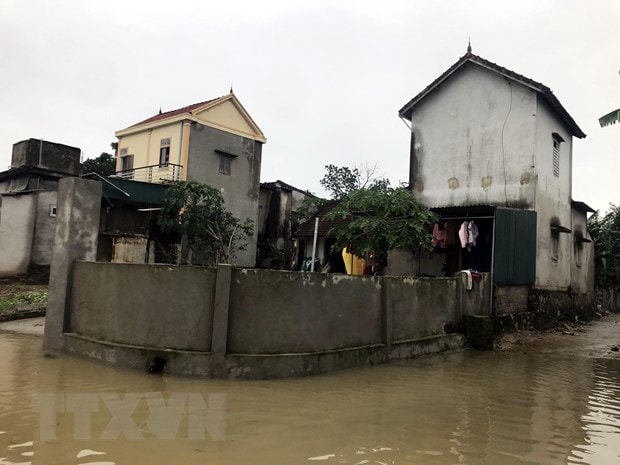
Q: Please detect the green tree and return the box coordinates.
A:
[160,181,253,266]
[588,204,620,290]
[326,185,437,274]
[82,152,116,176]
[320,163,388,199]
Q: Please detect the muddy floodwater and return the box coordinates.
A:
[1,316,620,465]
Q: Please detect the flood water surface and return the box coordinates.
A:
[1,316,620,464]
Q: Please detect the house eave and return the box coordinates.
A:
[399,53,586,139]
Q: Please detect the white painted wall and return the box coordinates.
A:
[0,194,36,276]
[409,63,537,209]
[533,98,574,290]
[408,63,583,291]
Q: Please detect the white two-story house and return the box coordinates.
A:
[398,45,594,317]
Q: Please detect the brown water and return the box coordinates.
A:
[1,317,620,465]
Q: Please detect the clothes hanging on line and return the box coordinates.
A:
[459,220,479,251]
[432,223,446,248]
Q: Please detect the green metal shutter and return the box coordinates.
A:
[493,208,537,284]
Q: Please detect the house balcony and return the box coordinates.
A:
[115,163,183,184]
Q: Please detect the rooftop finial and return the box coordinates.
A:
[467,38,472,54]
[158,105,162,115]
[230,83,234,94]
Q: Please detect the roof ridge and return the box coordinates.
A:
[127,94,229,129]
[399,51,585,139]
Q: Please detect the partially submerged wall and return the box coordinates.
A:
[50,262,491,379]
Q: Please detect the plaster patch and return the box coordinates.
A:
[520,172,531,185]
[481,176,492,191]
[448,178,459,190]
[414,180,424,192]
[331,274,354,285]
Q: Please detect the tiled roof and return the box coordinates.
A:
[128,96,225,128]
[260,179,317,197]
[571,200,596,213]
[399,52,586,139]
[295,200,348,239]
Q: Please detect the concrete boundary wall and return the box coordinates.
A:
[42,177,491,378]
[50,260,490,379]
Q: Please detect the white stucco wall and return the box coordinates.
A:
[0,194,36,276]
[409,63,537,208]
[533,98,574,290]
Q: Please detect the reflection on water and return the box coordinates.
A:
[1,320,620,465]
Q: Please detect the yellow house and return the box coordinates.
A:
[114,92,266,183]
[114,92,267,267]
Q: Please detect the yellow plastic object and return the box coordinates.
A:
[342,248,366,275]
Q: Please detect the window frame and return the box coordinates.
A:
[219,153,234,175]
[159,138,171,166]
[552,133,564,178]
[120,154,134,172]
[550,230,559,261]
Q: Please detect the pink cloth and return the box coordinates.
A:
[432,224,446,248]
[458,221,469,248]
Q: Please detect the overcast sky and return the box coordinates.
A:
[1,0,618,211]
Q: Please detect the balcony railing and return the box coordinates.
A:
[115,163,183,184]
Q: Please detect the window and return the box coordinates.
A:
[159,138,171,166]
[550,231,559,261]
[120,154,134,171]
[219,154,233,175]
[49,205,57,217]
[552,133,563,178]
[575,242,583,267]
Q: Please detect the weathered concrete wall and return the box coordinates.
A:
[227,270,383,353]
[570,207,594,294]
[11,139,81,174]
[494,285,530,316]
[49,258,491,378]
[528,288,596,329]
[69,262,216,351]
[111,236,148,263]
[408,63,537,209]
[31,189,58,265]
[0,194,36,276]
[43,178,102,350]
[388,277,458,341]
[187,125,261,267]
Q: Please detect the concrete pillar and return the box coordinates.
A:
[43,178,102,350]
[380,278,392,353]
[211,264,232,354]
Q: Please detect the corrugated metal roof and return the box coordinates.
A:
[102,177,169,203]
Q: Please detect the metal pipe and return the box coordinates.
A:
[489,217,496,317]
[82,172,130,197]
[310,217,319,272]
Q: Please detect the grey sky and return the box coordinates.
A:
[1,0,618,211]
